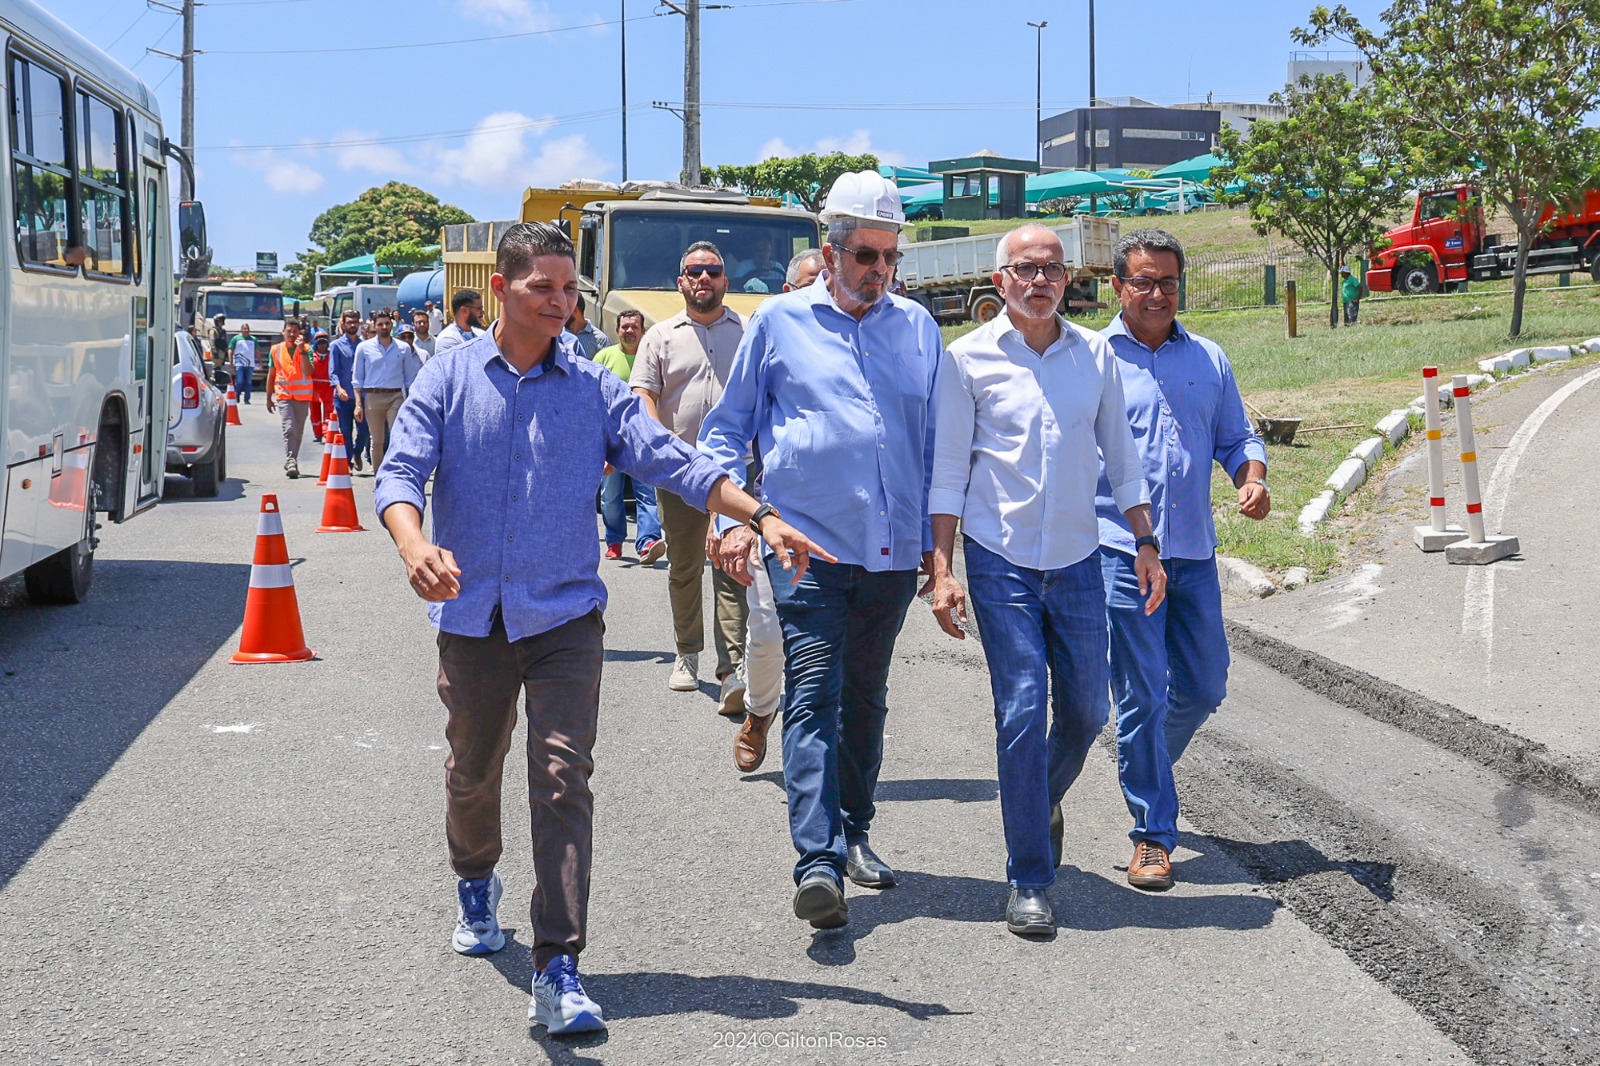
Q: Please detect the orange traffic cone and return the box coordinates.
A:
[225,385,243,426]
[231,494,315,663]
[48,430,91,511]
[315,418,334,487]
[316,432,365,533]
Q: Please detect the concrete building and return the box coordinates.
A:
[1039,98,1220,172]
[1288,51,1369,88]
[1170,100,1286,135]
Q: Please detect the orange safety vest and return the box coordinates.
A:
[271,342,314,402]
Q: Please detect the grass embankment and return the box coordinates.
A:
[940,284,1600,577]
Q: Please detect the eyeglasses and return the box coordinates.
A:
[1001,261,1068,283]
[834,244,905,268]
[1116,275,1181,295]
[683,264,724,279]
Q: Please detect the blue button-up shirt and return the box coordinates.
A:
[375,329,729,640]
[353,337,422,391]
[1096,314,1267,560]
[697,275,941,572]
[329,332,360,393]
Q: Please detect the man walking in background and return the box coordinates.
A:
[699,171,942,928]
[411,309,437,362]
[329,309,371,473]
[927,223,1165,936]
[230,323,257,404]
[1341,265,1362,325]
[354,310,423,475]
[309,330,333,443]
[567,295,609,360]
[594,310,665,563]
[265,320,314,479]
[1099,228,1270,892]
[785,248,825,292]
[631,241,749,714]
[436,289,486,354]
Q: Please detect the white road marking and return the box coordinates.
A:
[209,723,261,734]
[1462,366,1600,667]
[1319,563,1384,630]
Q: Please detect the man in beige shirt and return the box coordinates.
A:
[630,240,751,713]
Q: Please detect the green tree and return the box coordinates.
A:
[1212,73,1411,328]
[1301,1,1600,337]
[704,151,880,212]
[286,182,471,295]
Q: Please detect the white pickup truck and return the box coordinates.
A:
[898,217,1120,323]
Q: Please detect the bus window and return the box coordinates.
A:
[77,90,129,278]
[9,55,75,269]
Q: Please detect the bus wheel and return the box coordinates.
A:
[24,494,98,605]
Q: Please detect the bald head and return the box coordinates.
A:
[996,223,1062,267]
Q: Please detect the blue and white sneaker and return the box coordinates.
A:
[451,870,504,955]
[529,954,606,1034]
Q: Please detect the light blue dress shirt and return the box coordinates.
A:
[1096,314,1267,560]
[375,329,729,640]
[697,276,942,572]
[352,337,422,391]
[933,312,1148,572]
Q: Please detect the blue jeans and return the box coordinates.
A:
[766,556,917,886]
[599,470,661,552]
[334,394,371,462]
[1103,549,1229,853]
[233,365,252,403]
[964,537,1110,888]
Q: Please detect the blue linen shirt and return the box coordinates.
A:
[1096,313,1267,560]
[353,337,422,391]
[374,329,729,640]
[329,333,360,393]
[697,275,942,572]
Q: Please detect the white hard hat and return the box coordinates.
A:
[819,170,905,229]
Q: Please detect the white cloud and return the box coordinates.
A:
[429,111,607,190]
[758,137,795,161]
[231,146,325,195]
[453,0,577,33]
[751,129,906,167]
[330,130,412,176]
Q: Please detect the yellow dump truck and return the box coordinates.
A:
[441,184,820,335]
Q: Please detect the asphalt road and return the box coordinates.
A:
[1,412,1477,1064]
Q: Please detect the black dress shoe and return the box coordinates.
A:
[1006,887,1054,936]
[793,869,848,929]
[845,842,896,888]
[1050,803,1064,868]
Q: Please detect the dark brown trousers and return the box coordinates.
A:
[436,609,604,969]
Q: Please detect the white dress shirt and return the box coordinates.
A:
[931,311,1148,571]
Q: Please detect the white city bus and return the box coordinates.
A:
[0,0,205,603]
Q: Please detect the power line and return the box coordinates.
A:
[104,7,152,50]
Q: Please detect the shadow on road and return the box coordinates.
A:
[0,559,248,890]
[162,473,248,502]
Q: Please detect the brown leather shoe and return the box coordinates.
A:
[734,712,774,772]
[1127,839,1173,891]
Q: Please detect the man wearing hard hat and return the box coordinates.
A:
[698,171,943,930]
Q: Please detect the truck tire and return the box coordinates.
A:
[971,294,1004,323]
[1589,255,1600,284]
[1396,262,1439,295]
[24,502,96,605]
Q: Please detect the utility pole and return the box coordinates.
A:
[148,0,199,200]
[1086,0,1097,173]
[1027,21,1047,172]
[659,0,721,186]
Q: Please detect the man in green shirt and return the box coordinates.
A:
[1341,265,1362,325]
[594,310,665,562]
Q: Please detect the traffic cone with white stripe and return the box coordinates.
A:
[316,432,365,533]
[231,494,314,663]
[315,415,336,487]
[225,385,243,426]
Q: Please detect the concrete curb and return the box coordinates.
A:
[1226,619,1600,817]
[1296,340,1591,540]
[1216,555,1275,599]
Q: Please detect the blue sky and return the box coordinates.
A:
[51,0,1389,272]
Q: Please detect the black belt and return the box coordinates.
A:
[363,387,402,392]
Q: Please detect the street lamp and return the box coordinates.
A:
[1086,0,1098,172]
[1027,20,1047,171]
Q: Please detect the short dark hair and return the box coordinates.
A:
[574,293,586,313]
[679,240,723,275]
[495,221,574,280]
[340,309,360,322]
[450,289,480,314]
[373,309,392,322]
[1113,228,1186,277]
[617,309,644,326]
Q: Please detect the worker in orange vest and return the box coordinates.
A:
[266,320,316,478]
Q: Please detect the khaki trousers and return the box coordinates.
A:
[362,389,404,473]
[657,489,748,678]
[277,399,309,464]
[436,609,604,970]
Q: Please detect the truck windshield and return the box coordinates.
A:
[609,212,819,292]
[204,291,284,321]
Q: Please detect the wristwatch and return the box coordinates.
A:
[748,502,782,533]
[1248,478,1270,494]
[1135,534,1161,553]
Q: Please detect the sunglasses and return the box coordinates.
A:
[834,244,905,268]
[683,265,724,279]
[1001,261,1068,283]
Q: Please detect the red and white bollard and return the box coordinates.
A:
[1414,367,1468,551]
[1444,374,1519,565]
